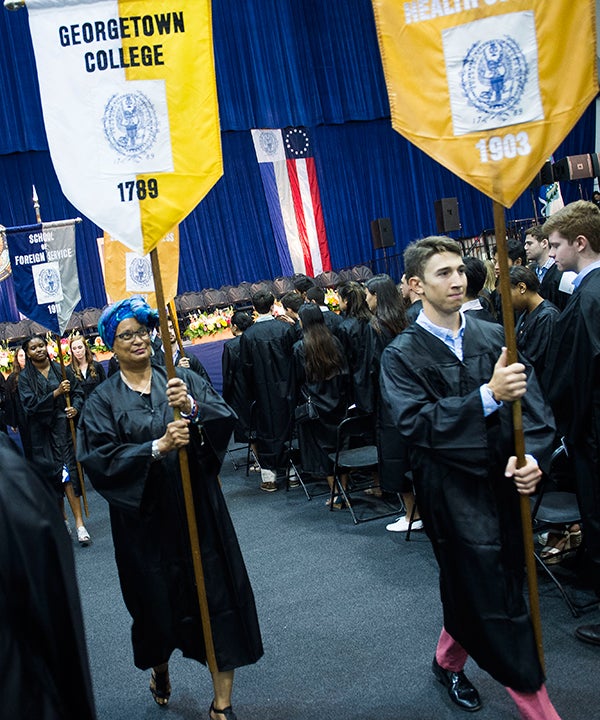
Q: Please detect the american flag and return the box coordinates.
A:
[252,127,332,276]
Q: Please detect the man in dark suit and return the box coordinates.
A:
[524,224,571,310]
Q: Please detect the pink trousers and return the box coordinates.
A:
[435,628,561,720]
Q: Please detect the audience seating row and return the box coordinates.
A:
[0,265,374,343]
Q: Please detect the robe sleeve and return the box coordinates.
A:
[18,371,55,425]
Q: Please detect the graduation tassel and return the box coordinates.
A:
[150,248,218,674]
[493,199,544,672]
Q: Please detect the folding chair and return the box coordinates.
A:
[244,401,259,477]
[328,413,403,524]
[531,441,599,617]
[284,429,330,501]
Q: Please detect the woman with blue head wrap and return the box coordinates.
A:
[97,295,160,350]
[78,297,263,719]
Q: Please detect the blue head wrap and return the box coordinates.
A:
[97,295,159,350]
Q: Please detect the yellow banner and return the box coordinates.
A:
[372,0,598,207]
[103,227,179,306]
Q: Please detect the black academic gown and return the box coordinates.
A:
[19,362,85,497]
[367,323,410,492]
[153,346,214,386]
[222,335,251,443]
[515,300,559,381]
[539,262,570,311]
[405,299,422,323]
[292,340,350,476]
[543,268,600,592]
[240,316,296,470]
[4,371,33,457]
[77,366,263,671]
[0,434,97,720]
[380,316,555,692]
[66,360,106,400]
[338,315,371,411]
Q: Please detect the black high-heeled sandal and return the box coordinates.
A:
[150,667,171,707]
[209,700,238,720]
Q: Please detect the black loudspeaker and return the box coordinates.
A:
[528,160,555,189]
[553,154,594,182]
[434,198,460,233]
[370,218,395,249]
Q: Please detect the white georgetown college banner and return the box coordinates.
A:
[26,0,221,254]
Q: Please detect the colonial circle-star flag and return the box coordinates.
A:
[26,0,221,253]
[372,0,598,207]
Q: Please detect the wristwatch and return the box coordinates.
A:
[151,440,166,461]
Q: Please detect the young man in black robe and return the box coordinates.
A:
[509,265,560,380]
[542,200,600,646]
[222,310,255,444]
[0,433,97,720]
[240,289,296,492]
[380,237,561,719]
[524,224,571,310]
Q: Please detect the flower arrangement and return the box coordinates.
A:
[46,333,71,365]
[91,335,111,355]
[325,288,340,313]
[0,343,14,375]
[184,307,233,340]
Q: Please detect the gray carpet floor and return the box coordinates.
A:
[73,447,600,720]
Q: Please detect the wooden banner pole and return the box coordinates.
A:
[150,248,218,674]
[493,200,544,672]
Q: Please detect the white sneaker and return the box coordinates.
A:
[76,526,91,545]
[386,516,423,533]
[64,519,72,536]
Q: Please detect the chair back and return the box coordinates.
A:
[332,413,378,470]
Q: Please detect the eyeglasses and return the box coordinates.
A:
[114,327,150,342]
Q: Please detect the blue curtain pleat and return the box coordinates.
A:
[0,0,596,325]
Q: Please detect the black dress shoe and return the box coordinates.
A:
[432,657,482,712]
[575,623,600,646]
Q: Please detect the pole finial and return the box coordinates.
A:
[4,0,25,10]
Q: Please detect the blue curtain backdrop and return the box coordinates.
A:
[0,0,596,322]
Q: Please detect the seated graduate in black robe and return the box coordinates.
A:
[292,304,350,503]
[0,433,97,720]
[508,265,559,381]
[336,281,372,412]
[461,256,498,323]
[524,223,571,310]
[222,310,254,444]
[77,296,263,720]
[380,237,562,720]
[364,275,412,519]
[542,201,600,646]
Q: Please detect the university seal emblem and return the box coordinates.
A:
[461,37,527,119]
[128,256,152,288]
[103,91,159,159]
[258,130,279,157]
[39,266,61,296]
